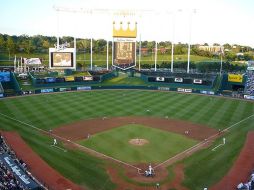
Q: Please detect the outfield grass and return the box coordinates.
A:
[102,72,145,85]
[0,90,254,189]
[80,124,197,163]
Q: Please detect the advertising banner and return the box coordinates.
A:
[0,72,11,82]
[77,86,91,91]
[200,90,215,95]
[228,74,243,83]
[64,76,75,82]
[0,154,39,189]
[208,91,215,95]
[83,76,93,81]
[156,77,165,82]
[25,58,41,65]
[56,78,65,83]
[59,88,67,92]
[184,89,192,93]
[158,87,170,91]
[41,88,53,93]
[59,87,71,92]
[45,77,56,83]
[193,79,202,84]
[247,67,254,71]
[244,95,254,100]
[175,78,183,83]
[177,88,185,92]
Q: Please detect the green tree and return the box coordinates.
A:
[25,39,35,54]
[77,39,90,51]
[94,39,106,53]
[42,40,50,49]
[213,43,220,46]
[0,35,5,49]
[147,41,155,52]
[223,43,231,50]
[6,36,15,60]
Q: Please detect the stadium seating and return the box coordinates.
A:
[1,82,16,96]
[0,135,44,190]
[237,170,254,190]
[244,70,254,95]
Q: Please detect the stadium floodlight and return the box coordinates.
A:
[106,40,109,70]
[154,41,158,71]
[138,34,141,71]
[90,38,93,70]
[187,9,197,74]
[171,12,175,73]
[53,5,153,17]
[219,46,224,76]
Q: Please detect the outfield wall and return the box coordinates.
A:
[29,71,117,87]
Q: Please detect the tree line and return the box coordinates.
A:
[0,33,253,62]
[141,61,247,73]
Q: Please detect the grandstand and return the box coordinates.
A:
[0,71,21,97]
[0,135,44,190]
[0,82,4,97]
[244,61,254,96]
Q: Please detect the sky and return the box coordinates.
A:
[0,0,254,47]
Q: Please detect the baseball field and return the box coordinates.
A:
[0,90,254,190]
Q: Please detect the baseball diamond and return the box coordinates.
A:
[0,90,254,190]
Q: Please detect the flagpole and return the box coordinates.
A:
[17,60,19,73]
[20,57,23,73]
[14,55,16,72]
[24,58,27,73]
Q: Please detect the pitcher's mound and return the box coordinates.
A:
[129,138,149,146]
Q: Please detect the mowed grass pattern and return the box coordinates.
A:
[0,90,254,189]
[80,124,197,163]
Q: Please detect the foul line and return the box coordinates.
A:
[2,112,254,171]
[221,113,254,133]
[50,144,67,152]
[0,112,142,171]
[212,143,224,151]
[154,113,254,169]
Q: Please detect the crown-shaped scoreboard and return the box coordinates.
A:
[113,22,137,38]
[112,21,137,70]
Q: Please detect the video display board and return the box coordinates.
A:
[51,52,73,67]
[113,38,136,70]
[49,48,76,69]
